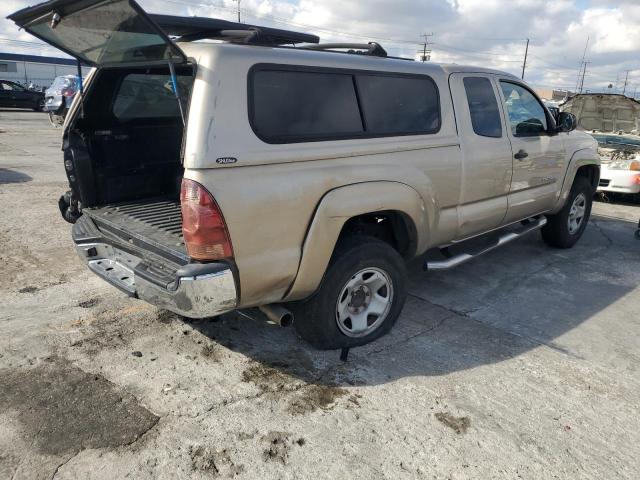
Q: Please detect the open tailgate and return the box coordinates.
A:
[8,0,186,66]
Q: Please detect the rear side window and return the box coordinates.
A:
[112,73,192,120]
[249,65,441,143]
[357,75,440,135]
[463,77,502,138]
[250,70,363,142]
[1,81,23,91]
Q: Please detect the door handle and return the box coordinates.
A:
[514,149,528,160]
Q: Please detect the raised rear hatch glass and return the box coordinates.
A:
[8,0,186,66]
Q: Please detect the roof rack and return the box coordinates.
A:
[150,15,320,45]
[304,43,388,58]
[150,16,412,61]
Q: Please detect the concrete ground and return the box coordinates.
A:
[1,109,639,480]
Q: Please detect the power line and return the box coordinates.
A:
[0,36,48,47]
[430,42,519,57]
[419,33,433,62]
[159,0,418,44]
[0,0,628,92]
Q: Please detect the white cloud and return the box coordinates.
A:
[1,0,638,92]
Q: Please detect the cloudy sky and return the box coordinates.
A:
[1,0,638,94]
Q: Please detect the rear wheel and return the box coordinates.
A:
[541,176,593,248]
[290,236,407,350]
[33,98,45,112]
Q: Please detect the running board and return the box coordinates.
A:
[424,216,547,271]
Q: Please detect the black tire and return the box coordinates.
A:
[289,235,408,350]
[541,176,593,248]
[33,98,45,112]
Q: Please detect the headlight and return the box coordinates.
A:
[607,159,640,171]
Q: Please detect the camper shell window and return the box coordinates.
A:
[248,64,441,144]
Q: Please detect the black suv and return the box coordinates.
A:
[0,80,45,111]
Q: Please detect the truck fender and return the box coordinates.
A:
[284,181,429,301]
[551,147,600,213]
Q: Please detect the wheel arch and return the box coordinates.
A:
[338,210,418,260]
[283,181,429,302]
[551,148,600,214]
[574,164,600,192]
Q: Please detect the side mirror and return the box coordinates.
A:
[557,112,577,132]
[515,118,546,137]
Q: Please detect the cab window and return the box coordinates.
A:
[499,81,547,137]
[463,77,502,138]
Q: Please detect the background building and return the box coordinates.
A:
[0,52,91,90]
[561,93,640,133]
[534,87,573,103]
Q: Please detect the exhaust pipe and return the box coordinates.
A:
[258,304,294,327]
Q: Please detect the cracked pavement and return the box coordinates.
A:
[1,110,640,479]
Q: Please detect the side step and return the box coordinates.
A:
[424,216,547,271]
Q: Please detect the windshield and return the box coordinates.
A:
[50,76,75,89]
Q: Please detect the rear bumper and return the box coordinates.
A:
[43,96,64,112]
[72,216,237,318]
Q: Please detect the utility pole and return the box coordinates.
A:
[235,0,241,22]
[574,35,589,93]
[622,69,631,96]
[419,33,433,62]
[521,38,529,80]
[579,61,591,93]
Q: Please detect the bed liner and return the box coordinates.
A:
[83,197,187,261]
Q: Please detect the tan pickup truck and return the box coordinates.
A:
[10,0,600,349]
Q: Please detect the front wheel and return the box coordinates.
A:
[541,176,593,248]
[290,236,408,350]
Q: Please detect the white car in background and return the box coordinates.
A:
[44,75,83,126]
[598,156,640,194]
[593,133,640,195]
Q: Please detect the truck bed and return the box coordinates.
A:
[84,197,187,261]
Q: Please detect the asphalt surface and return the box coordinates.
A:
[1,109,639,480]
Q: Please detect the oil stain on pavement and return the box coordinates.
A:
[0,356,158,456]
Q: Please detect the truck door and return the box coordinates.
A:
[8,82,34,108]
[0,81,16,107]
[449,73,512,239]
[0,81,27,107]
[496,80,566,223]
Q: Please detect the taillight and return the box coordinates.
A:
[62,87,76,97]
[180,179,233,261]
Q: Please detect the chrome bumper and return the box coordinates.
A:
[73,220,237,318]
